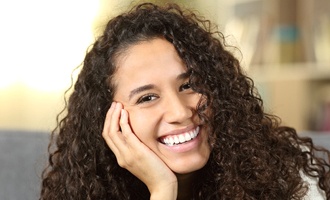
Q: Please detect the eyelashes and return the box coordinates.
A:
[135,82,192,105]
[179,82,191,91]
[136,93,159,104]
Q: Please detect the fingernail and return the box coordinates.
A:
[110,102,116,108]
[116,102,123,109]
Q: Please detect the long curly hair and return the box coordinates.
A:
[40,3,330,199]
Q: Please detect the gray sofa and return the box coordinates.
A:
[0,130,49,200]
[0,130,329,200]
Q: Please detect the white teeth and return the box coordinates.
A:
[179,135,185,143]
[169,137,174,146]
[174,136,179,144]
[189,131,194,138]
[184,133,191,141]
[160,126,200,146]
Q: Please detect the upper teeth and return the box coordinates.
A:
[161,126,200,146]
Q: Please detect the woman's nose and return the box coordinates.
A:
[163,94,193,124]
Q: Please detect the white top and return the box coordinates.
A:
[298,144,327,199]
[301,170,326,199]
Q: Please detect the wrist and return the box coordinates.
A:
[149,181,178,200]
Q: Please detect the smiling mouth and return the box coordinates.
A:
[159,126,200,146]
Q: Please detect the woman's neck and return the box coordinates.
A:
[176,171,199,200]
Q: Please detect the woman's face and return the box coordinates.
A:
[112,38,210,174]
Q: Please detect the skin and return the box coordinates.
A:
[102,38,211,199]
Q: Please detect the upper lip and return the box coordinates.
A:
[159,125,197,138]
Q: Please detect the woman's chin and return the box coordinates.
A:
[169,157,209,175]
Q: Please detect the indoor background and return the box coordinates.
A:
[1,0,330,133]
[0,0,329,199]
[1,0,329,133]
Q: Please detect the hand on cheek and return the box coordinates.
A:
[102,102,178,199]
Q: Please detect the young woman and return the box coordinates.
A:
[40,3,330,199]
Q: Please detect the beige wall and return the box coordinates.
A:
[0,85,65,132]
[1,0,329,132]
[0,0,98,132]
[0,0,228,132]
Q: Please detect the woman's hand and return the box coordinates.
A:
[102,102,178,200]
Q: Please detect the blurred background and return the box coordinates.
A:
[0,0,329,199]
[1,0,330,133]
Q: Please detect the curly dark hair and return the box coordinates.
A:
[40,3,330,200]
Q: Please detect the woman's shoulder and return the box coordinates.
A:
[299,144,326,199]
[300,171,326,200]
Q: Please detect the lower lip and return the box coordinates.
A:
[160,129,202,153]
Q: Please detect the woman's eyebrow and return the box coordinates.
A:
[129,84,154,100]
[128,72,189,100]
[177,71,190,80]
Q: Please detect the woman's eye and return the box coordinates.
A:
[136,94,158,104]
[179,82,191,91]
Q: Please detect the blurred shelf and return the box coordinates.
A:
[225,0,261,6]
[224,0,330,132]
[248,63,330,82]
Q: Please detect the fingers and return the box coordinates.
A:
[102,102,137,152]
[109,102,122,133]
[102,102,116,135]
[119,108,145,150]
[102,103,177,191]
[120,109,134,136]
[102,102,142,168]
[102,102,124,155]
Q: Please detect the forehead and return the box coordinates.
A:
[112,38,187,95]
[116,38,179,66]
[114,38,185,78]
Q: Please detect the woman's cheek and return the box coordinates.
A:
[126,106,161,144]
[126,109,151,138]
